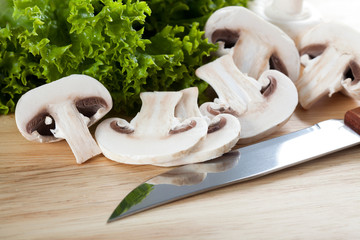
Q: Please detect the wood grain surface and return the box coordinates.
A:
[1,1,360,239]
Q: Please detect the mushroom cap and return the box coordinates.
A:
[297,22,360,108]
[95,91,209,165]
[15,74,112,143]
[204,6,300,81]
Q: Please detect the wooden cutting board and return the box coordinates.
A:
[1,1,360,239]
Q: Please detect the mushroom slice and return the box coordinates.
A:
[95,91,208,165]
[15,74,112,164]
[197,54,298,144]
[297,22,360,109]
[249,0,322,45]
[204,6,300,81]
[155,88,241,167]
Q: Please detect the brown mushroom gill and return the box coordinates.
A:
[26,112,55,136]
[75,97,108,118]
[169,120,197,134]
[300,44,327,59]
[206,105,238,117]
[211,29,240,49]
[110,120,134,134]
[261,76,277,97]
[207,117,227,134]
[269,53,288,77]
[344,60,360,85]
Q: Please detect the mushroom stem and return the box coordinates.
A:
[50,102,102,164]
[297,47,352,109]
[131,92,183,136]
[231,33,274,79]
[196,54,264,116]
[175,88,203,120]
[271,0,303,15]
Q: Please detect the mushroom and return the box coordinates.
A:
[155,87,241,167]
[197,54,298,144]
[95,91,208,165]
[15,74,112,164]
[204,6,300,81]
[249,0,322,45]
[296,22,360,109]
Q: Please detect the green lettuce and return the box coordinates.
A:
[0,0,248,115]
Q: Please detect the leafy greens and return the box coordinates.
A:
[0,0,248,115]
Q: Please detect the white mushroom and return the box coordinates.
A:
[155,87,241,167]
[204,6,300,81]
[15,74,112,164]
[197,54,298,144]
[95,91,208,165]
[249,0,322,45]
[297,22,360,109]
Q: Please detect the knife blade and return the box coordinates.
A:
[107,107,360,223]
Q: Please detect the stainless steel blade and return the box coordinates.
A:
[108,119,360,222]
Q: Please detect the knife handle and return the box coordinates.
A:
[344,107,360,135]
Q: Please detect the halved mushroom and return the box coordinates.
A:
[197,54,298,144]
[204,6,300,81]
[249,0,322,45]
[15,74,112,164]
[297,22,360,109]
[95,91,208,165]
[155,87,241,167]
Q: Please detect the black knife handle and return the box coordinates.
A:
[345,107,360,135]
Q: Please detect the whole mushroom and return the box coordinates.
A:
[297,22,360,109]
[204,6,300,81]
[15,74,112,164]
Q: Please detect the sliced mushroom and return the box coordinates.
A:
[15,74,112,164]
[249,0,322,45]
[95,91,208,165]
[155,87,241,167]
[204,6,300,81]
[197,54,298,144]
[297,22,360,109]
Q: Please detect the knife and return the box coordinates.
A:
[107,107,360,223]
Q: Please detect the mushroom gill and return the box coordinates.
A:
[344,60,360,85]
[26,112,55,136]
[211,29,240,49]
[75,97,108,118]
